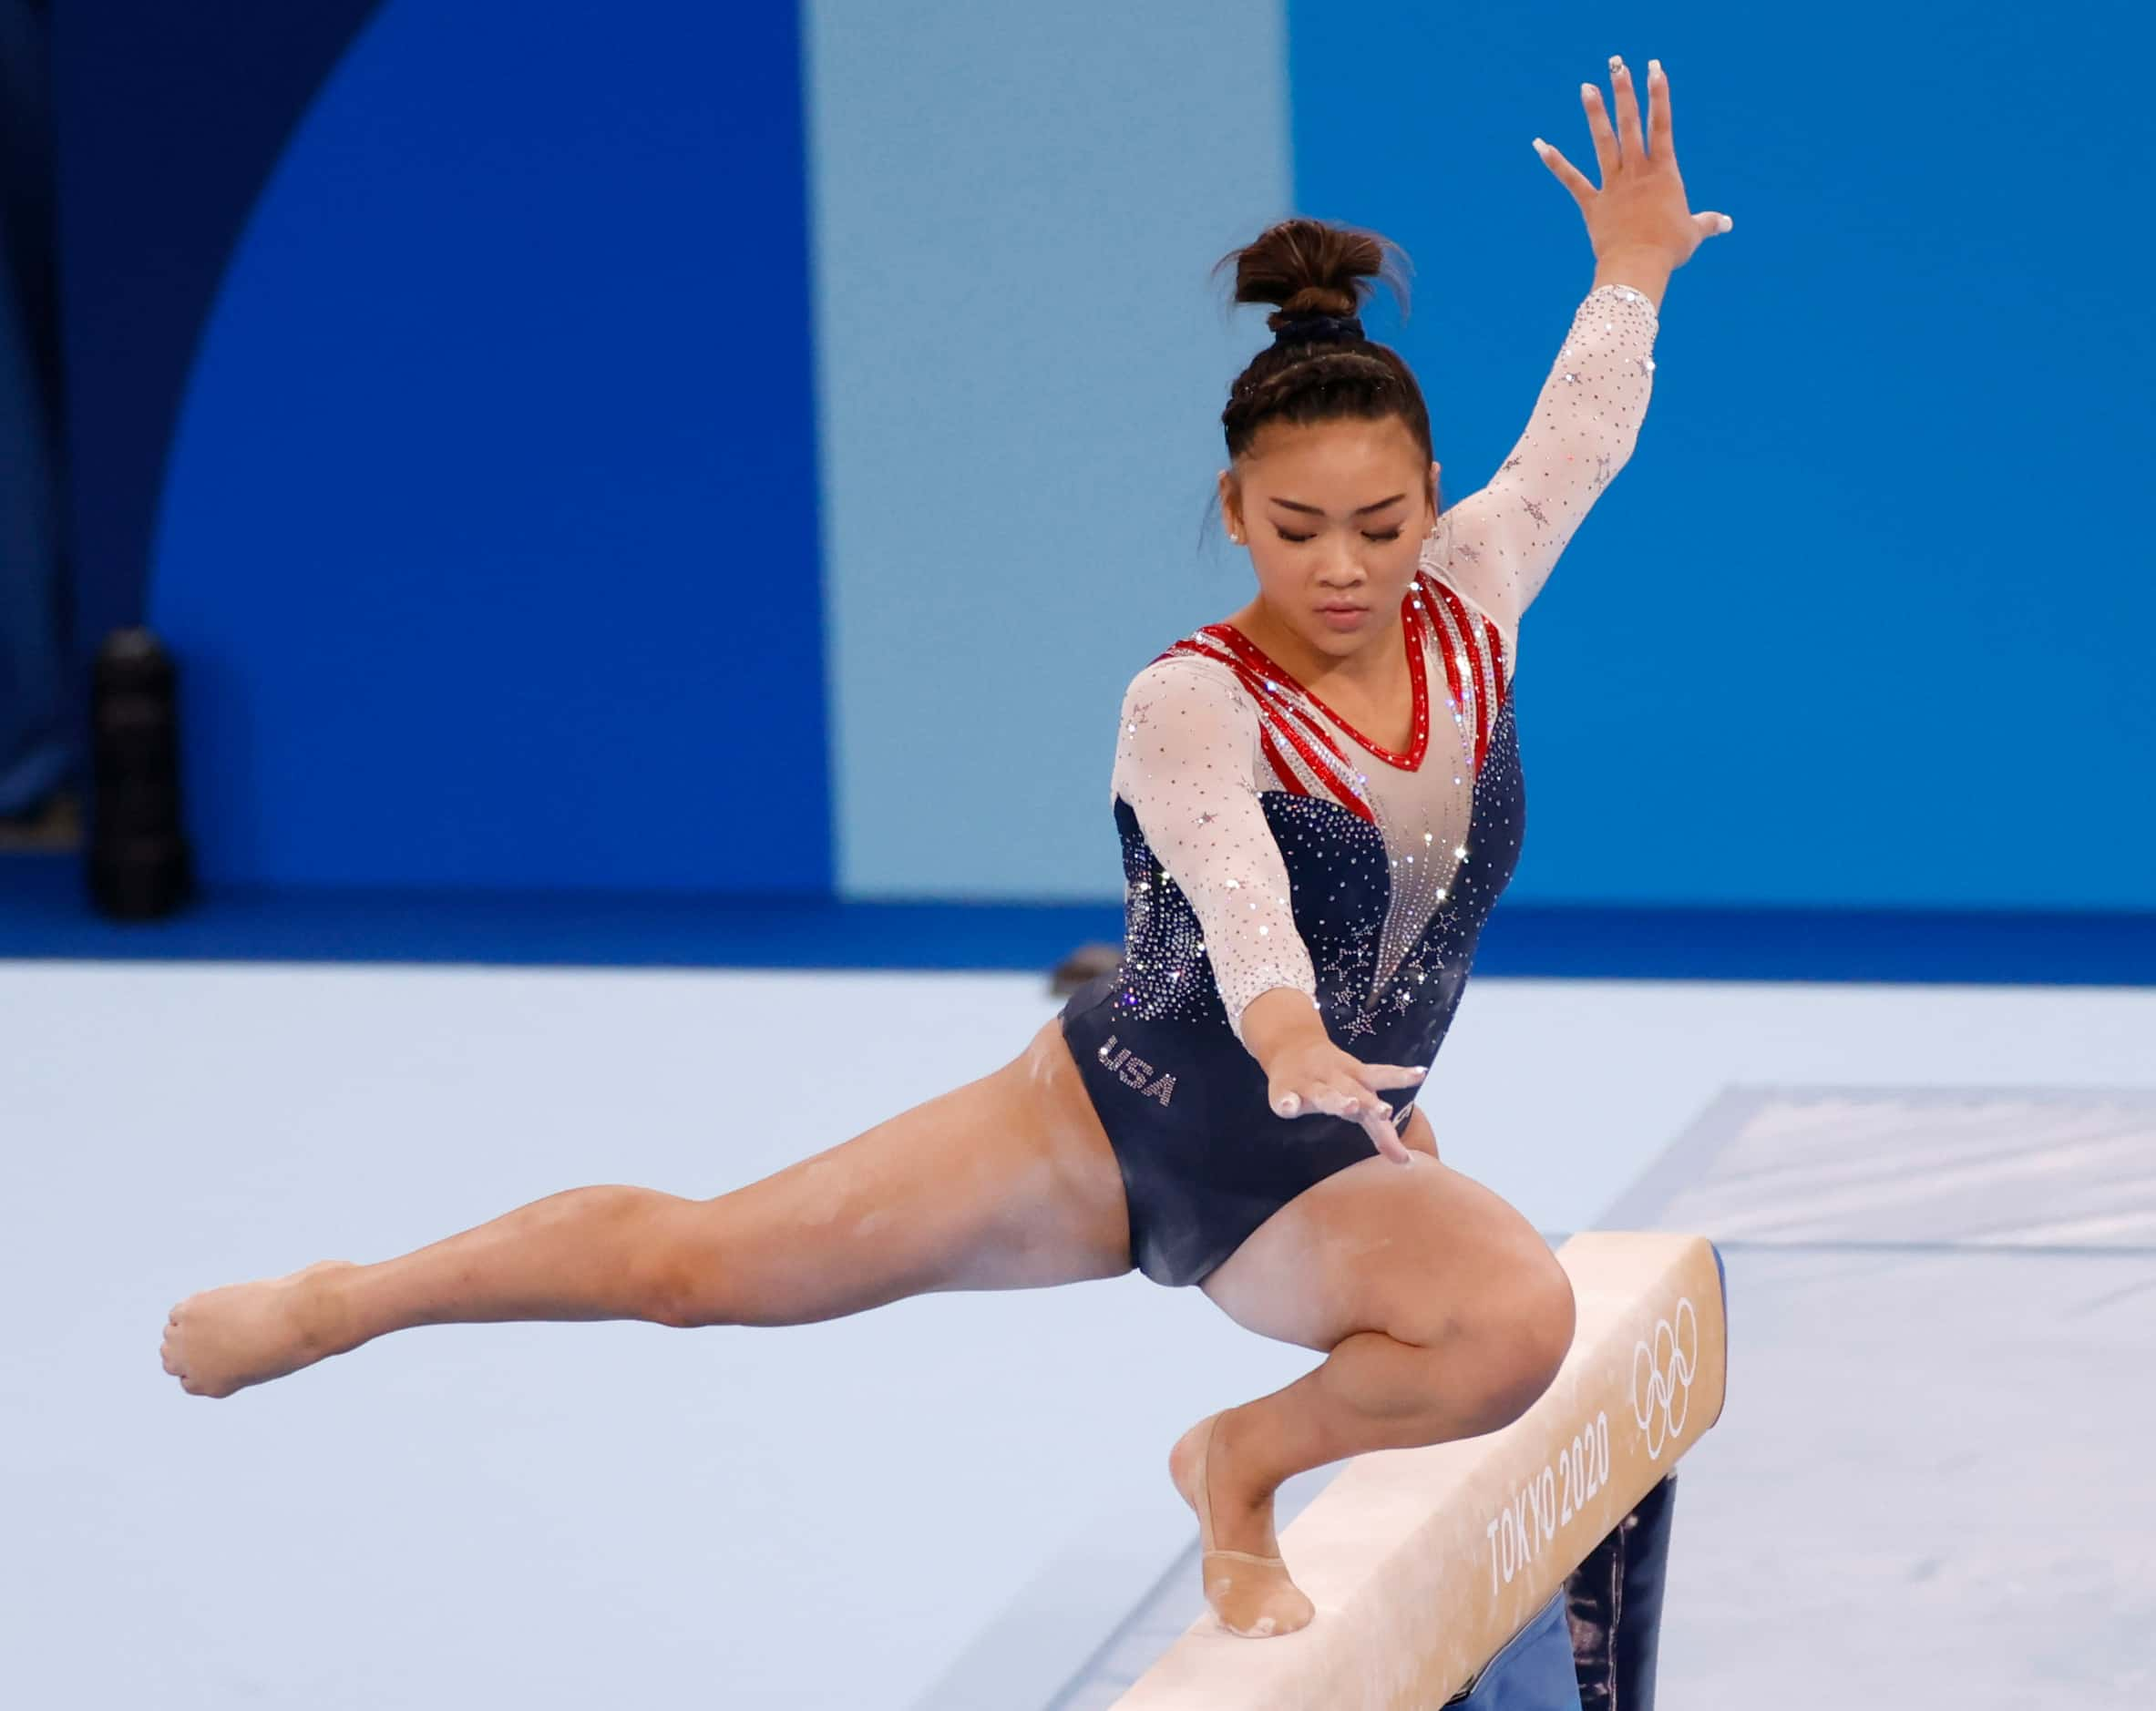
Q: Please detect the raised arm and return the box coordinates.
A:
[1111,656,1316,1044]
[1426,52,1734,631]
[1418,281,1660,631]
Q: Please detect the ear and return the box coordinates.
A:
[1217,468,1242,541]
[1428,458,1443,516]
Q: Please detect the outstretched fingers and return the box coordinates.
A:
[1273,1061,1425,1166]
[1540,56,1730,253]
[1538,53,1666,199]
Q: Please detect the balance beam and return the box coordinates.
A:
[1113,1232,1729,1708]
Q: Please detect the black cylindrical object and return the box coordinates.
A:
[1566,1470,1679,1711]
[86,627,194,919]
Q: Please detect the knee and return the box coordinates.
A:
[641,1205,734,1330]
[646,1272,711,1330]
[1457,1259,1576,1437]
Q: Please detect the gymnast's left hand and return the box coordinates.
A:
[1273,1046,1423,1165]
[1534,55,1733,270]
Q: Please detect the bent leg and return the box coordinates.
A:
[1167,1107,1574,1627]
[161,1019,1131,1397]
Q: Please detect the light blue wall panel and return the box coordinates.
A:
[804,0,1291,900]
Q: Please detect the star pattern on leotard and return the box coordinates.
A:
[1343,1010,1378,1040]
[1320,931,1376,983]
[1521,497,1548,528]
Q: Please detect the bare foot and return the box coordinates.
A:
[1168,1411,1315,1638]
[160,1260,358,1399]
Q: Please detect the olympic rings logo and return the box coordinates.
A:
[1629,1296,1699,1462]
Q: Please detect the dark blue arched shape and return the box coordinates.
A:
[54,0,388,667]
[139,0,829,893]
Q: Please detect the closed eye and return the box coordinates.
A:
[1275,528,1404,544]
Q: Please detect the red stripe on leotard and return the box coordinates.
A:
[1196,619,1431,774]
[1165,639,1376,824]
[1422,577,1494,770]
[1417,577,1476,767]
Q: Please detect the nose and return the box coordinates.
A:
[1319,536,1377,581]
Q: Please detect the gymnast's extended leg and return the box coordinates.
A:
[159,1018,1133,1399]
[1166,1106,1576,1637]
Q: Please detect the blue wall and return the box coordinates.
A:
[75,0,831,892]
[1284,2,2154,909]
[51,0,2156,914]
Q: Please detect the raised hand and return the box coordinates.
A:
[1535,55,1732,271]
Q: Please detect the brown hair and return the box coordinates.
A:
[1213,217,1436,493]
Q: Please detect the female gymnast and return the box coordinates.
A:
[161,56,1730,1641]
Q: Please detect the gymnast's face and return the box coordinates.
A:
[1218,414,1439,666]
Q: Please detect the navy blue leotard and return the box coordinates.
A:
[1059,282,1662,1287]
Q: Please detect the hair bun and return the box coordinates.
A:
[1217,217,1410,337]
[1211,215,1434,483]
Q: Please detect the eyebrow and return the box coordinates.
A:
[1267,492,1409,517]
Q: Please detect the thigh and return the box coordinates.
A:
[672,1016,1134,1326]
[1198,1105,1559,1352]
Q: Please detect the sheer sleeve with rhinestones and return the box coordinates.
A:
[1111,655,1319,1049]
[1420,281,1659,632]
